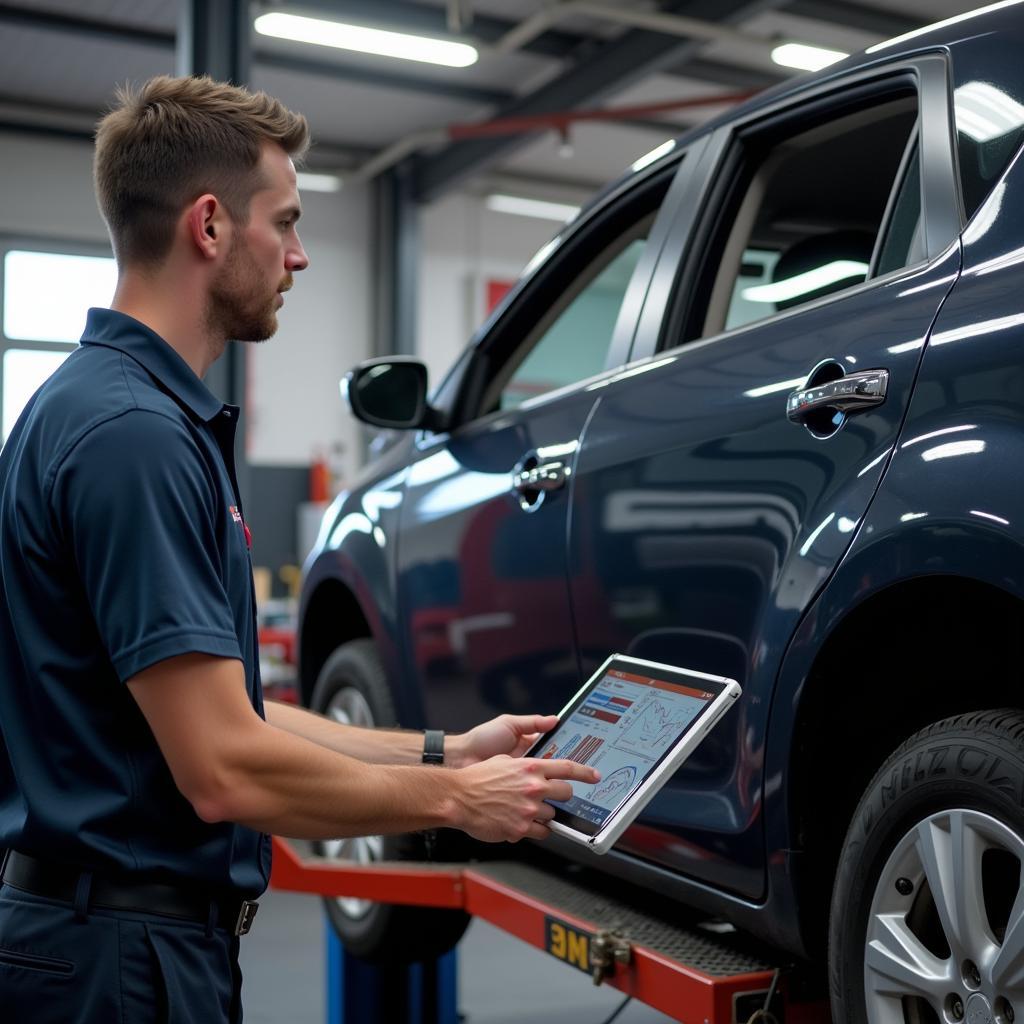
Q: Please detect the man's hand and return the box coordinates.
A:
[448,756,599,843]
[449,713,559,768]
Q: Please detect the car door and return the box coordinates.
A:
[394,150,701,731]
[565,56,962,898]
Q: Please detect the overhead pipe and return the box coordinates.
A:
[338,0,775,188]
[342,89,754,186]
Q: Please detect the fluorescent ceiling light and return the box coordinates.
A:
[631,140,676,173]
[486,194,581,222]
[254,12,478,68]
[742,260,868,303]
[954,82,1024,142]
[771,43,847,72]
[296,171,342,193]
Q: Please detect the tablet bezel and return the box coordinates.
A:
[524,654,737,839]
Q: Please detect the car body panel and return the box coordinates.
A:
[555,51,963,900]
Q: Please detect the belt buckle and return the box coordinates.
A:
[234,900,259,936]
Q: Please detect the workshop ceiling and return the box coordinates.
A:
[0,0,989,203]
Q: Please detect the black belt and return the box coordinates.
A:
[0,851,259,936]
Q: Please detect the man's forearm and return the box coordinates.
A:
[202,715,462,839]
[264,700,425,764]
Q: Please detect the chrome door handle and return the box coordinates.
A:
[787,369,889,423]
[512,461,569,494]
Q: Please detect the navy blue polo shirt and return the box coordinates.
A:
[0,308,269,897]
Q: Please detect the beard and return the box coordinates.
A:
[206,238,288,344]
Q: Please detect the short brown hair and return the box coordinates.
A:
[94,75,310,267]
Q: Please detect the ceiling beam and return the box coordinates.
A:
[786,0,919,39]
[278,0,598,59]
[0,3,512,106]
[0,92,375,164]
[255,52,511,105]
[411,0,788,203]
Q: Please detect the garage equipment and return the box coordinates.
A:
[270,836,831,1024]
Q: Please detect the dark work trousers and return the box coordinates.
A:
[0,882,243,1023]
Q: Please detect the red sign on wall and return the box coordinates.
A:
[486,279,515,314]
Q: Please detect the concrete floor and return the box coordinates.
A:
[240,886,680,1024]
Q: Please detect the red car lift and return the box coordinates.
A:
[270,837,831,1024]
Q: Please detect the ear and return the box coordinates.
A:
[186,194,229,260]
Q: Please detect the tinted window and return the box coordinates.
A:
[500,235,646,410]
[469,166,677,420]
[685,93,919,342]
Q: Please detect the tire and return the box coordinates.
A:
[829,709,1024,1024]
[309,639,471,963]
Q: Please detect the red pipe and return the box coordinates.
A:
[446,90,757,140]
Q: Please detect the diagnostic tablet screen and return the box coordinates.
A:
[533,664,721,836]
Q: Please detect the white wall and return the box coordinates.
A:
[0,133,372,478]
[0,134,574,478]
[246,182,371,478]
[417,193,561,391]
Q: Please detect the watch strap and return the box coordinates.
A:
[422,729,445,765]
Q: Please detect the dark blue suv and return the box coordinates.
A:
[300,6,1024,1018]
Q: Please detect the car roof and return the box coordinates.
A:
[590,0,1024,207]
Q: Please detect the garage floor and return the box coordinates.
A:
[240,886,678,1024]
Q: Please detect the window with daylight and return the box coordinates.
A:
[1,246,116,443]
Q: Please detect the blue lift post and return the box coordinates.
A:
[325,917,459,1024]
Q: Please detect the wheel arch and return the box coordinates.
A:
[298,577,372,707]
[783,573,1024,955]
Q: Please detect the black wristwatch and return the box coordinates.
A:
[422,729,445,765]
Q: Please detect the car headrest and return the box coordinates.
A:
[771,230,875,311]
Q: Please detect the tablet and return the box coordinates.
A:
[524,654,741,854]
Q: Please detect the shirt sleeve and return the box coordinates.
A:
[51,409,243,682]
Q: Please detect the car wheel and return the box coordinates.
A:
[829,709,1024,1024]
[309,638,471,963]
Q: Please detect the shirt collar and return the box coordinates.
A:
[79,307,227,423]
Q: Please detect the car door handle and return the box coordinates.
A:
[787,369,889,423]
[512,460,569,494]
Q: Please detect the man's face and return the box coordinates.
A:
[207,142,308,342]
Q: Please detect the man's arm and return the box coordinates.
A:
[128,653,597,843]
[264,701,425,765]
[265,700,558,769]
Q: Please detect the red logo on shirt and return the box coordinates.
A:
[230,506,252,550]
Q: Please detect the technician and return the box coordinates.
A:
[0,74,596,1023]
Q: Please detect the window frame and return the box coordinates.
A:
[486,219,655,414]
[0,234,115,440]
[626,51,962,366]
[417,143,708,444]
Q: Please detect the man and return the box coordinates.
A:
[0,75,596,1023]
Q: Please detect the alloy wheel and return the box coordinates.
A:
[865,809,1024,1024]
[320,686,381,920]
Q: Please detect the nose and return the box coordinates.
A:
[287,234,309,273]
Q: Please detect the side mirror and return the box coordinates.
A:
[342,357,440,430]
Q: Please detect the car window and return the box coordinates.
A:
[498,230,648,411]
[464,165,677,422]
[686,92,919,342]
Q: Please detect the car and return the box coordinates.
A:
[299,4,1024,1018]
